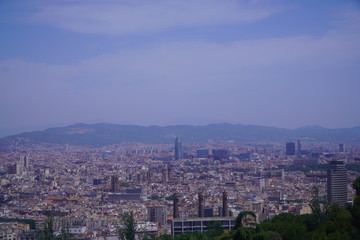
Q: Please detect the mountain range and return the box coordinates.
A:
[0,123,359,147]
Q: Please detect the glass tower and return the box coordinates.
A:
[175,136,183,160]
[327,160,347,206]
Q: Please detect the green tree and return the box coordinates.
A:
[253,231,282,240]
[309,186,322,226]
[259,213,306,240]
[117,212,136,240]
[233,227,255,240]
[206,221,224,239]
[59,221,71,240]
[352,176,360,196]
[234,211,257,229]
[214,230,232,240]
[38,215,54,240]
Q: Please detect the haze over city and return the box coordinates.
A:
[1,0,360,137]
[1,2,360,239]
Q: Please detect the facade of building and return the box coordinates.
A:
[196,149,209,159]
[111,175,119,193]
[286,142,296,156]
[175,137,184,160]
[171,217,236,236]
[339,144,345,153]
[147,206,167,225]
[297,140,301,155]
[327,160,347,206]
[212,149,229,161]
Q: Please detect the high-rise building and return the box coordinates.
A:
[327,160,347,206]
[297,140,302,155]
[196,149,209,159]
[173,193,180,218]
[286,142,296,156]
[111,175,119,193]
[198,192,205,218]
[222,191,228,217]
[148,206,167,225]
[19,155,30,169]
[339,144,345,153]
[213,149,229,161]
[175,137,184,160]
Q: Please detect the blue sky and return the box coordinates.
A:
[0,0,360,136]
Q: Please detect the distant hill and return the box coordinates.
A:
[0,123,359,147]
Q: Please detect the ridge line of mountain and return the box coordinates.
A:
[0,123,359,147]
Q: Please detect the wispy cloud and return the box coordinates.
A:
[1,11,359,128]
[29,0,283,35]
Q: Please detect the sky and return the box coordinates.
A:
[0,0,360,137]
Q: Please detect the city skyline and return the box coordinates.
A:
[1,0,360,136]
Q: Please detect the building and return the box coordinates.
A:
[111,175,119,193]
[339,144,345,153]
[68,226,87,235]
[173,193,180,218]
[297,140,302,155]
[196,149,209,159]
[108,188,143,202]
[147,206,167,225]
[175,137,184,160]
[204,207,214,217]
[286,142,296,156]
[19,155,30,169]
[171,217,235,236]
[327,160,347,206]
[222,191,229,217]
[198,192,205,218]
[212,149,229,161]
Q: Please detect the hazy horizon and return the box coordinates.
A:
[1,0,360,135]
[1,121,360,139]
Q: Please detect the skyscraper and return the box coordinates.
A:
[286,142,296,156]
[111,175,119,193]
[327,160,347,206]
[148,206,167,225]
[297,140,302,155]
[175,137,183,160]
[222,191,228,217]
[339,144,345,153]
[213,149,229,161]
[198,192,204,217]
[173,193,179,218]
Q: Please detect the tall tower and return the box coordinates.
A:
[339,144,345,153]
[222,191,228,217]
[198,192,204,218]
[297,140,301,155]
[148,206,167,225]
[175,137,184,160]
[173,193,179,218]
[286,142,296,156]
[327,160,347,206]
[111,175,119,193]
[19,155,30,172]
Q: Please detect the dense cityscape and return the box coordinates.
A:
[1,0,360,239]
[1,135,359,239]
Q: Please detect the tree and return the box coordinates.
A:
[59,220,71,240]
[234,211,257,229]
[259,213,306,240]
[117,212,136,240]
[233,227,255,240]
[37,215,54,240]
[206,221,224,239]
[352,176,360,196]
[253,231,282,240]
